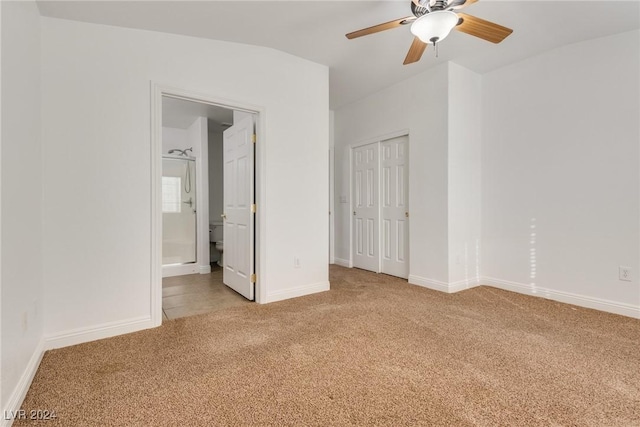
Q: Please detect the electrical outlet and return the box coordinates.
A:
[294,257,301,268]
[619,266,632,282]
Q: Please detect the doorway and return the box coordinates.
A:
[151,85,263,324]
[351,135,409,279]
[160,106,209,278]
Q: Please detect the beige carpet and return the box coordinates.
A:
[17,266,640,426]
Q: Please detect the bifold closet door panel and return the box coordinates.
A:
[381,136,409,279]
[352,142,380,273]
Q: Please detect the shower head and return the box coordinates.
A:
[168,147,193,156]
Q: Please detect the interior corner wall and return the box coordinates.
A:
[333,63,450,284]
[208,125,223,227]
[447,63,482,288]
[187,117,210,271]
[481,29,640,313]
[1,0,44,413]
[329,110,335,264]
[0,1,3,410]
[41,17,329,338]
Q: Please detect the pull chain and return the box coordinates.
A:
[430,37,440,58]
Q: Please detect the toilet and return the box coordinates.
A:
[215,241,224,267]
[209,222,224,268]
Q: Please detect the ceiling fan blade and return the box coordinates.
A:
[455,13,513,44]
[403,37,428,65]
[346,17,415,39]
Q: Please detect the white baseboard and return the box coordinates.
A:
[409,275,459,293]
[265,281,330,303]
[162,264,199,278]
[409,273,639,318]
[2,338,45,427]
[448,278,481,293]
[482,276,640,319]
[44,315,155,350]
[333,257,352,268]
[408,275,480,293]
[199,264,211,274]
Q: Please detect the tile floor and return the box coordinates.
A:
[162,265,252,320]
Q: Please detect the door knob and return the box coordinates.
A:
[221,213,227,220]
[353,211,356,216]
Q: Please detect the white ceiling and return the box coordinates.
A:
[162,96,234,129]
[37,1,640,109]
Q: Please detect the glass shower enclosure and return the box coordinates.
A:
[162,156,197,267]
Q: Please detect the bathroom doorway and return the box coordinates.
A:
[152,88,261,322]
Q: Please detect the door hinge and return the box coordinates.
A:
[251,204,257,213]
[250,274,257,283]
[252,134,257,144]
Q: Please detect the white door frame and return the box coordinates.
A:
[348,129,410,273]
[151,83,266,326]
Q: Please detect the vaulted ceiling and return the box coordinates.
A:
[37,1,640,109]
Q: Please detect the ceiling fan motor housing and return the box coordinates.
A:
[411,2,429,18]
[412,0,450,17]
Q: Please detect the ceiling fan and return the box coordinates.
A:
[346,0,513,65]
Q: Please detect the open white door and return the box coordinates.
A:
[222,115,255,300]
[352,142,379,272]
[381,136,409,278]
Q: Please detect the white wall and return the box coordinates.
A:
[0,1,3,411]
[187,117,210,273]
[41,18,329,341]
[335,31,639,316]
[334,63,450,284]
[1,0,44,415]
[334,63,484,290]
[162,126,188,153]
[208,125,223,228]
[482,30,640,315]
[448,63,482,288]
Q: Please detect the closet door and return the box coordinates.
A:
[381,136,409,278]
[352,143,379,272]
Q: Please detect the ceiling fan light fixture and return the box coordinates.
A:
[410,10,459,44]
